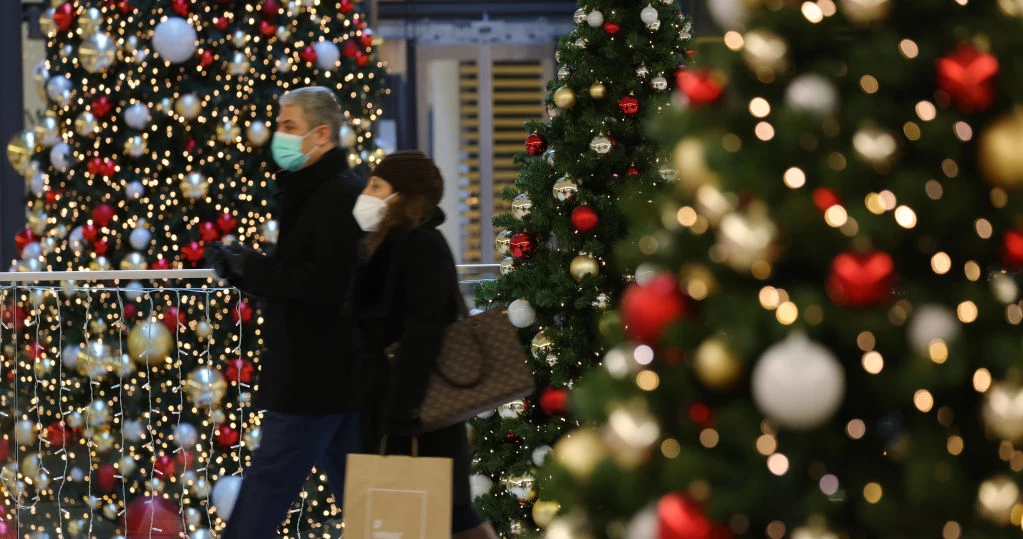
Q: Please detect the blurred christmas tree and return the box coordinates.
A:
[469,1,692,535]
[2,0,385,537]
[540,0,1023,537]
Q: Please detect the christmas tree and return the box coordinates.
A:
[540,0,1023,537]
[2,0,384,537]
[469,1,692,534]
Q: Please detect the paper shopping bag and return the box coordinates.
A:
[343,452,453,539]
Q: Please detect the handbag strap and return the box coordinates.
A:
[379,435,419,457]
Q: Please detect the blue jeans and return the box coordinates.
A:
[221,411,360,539]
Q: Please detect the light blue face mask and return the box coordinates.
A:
[270,127,321,171]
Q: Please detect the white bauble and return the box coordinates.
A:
[128,227,152,250]
[907,304,960,353]
[175,94,202,120]
[68,226,86,252]
[992,274,1020,304]
[70,467,85,483]
[14,420,37,446]
[707,0,751,30]
[124,103,150,130]
[122,281,145,301]
[122,419,144,442]
[314,40,341,70]
[49,142,74,172]
[339,125,356,148]
[61,345,81,370]
[126,181,145,199]
[152,18,197,64]
[587,10,604,27]
[507,299,536,328]
[212,476,244,519]
[785,74,839,116]
[46,76,73,107]
[29,173,46,198]
[21,241,42,260]
[276,55,292,74]
[624,506,657,539]
[469,474,493,499]
[752,332,845,430]
[640,5,659,25]
[246,122,271,147]
[532,445,553,467]
[498,400,526,419]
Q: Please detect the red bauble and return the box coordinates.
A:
[150,258,171,271]
[93,238,109,256]
[618,95,640,117]
[676,69,724,107]
[81,224,99,242]
[603,21,620,35]
[184,138,198,154]
[45,190,60,206]
[539,387,568,416]
[123,303,138,319]
[181,241,205,265]
[15,229,38,254]
[26,342,46,362]
[116,0,133,14]
[125,496,183,539]
[1003,229,1023,269]
[339,0,355,14]
[88,157,103,175]
[96,463,118,494]
[100,159,117,178]
[176,450,196,470]
[0,438,7,462]
[525,133,548,156]
[199,50,215,69]
[153,455,176,478]
[356,52,369,67]
[91,96,113,118]
[343,40,360,58]
[162,307,184,331]
[300,45,318,63]
[91,203,116,227]
[2,306,26,331]
[621,274,687,343]
[226,358,255,384]
[827,251,895,307]
[937,44,999,113]
[571,205,599,233]
[214,17,230,31]
[232,300,254,324]
[216,424,240,448]
[54,3,76,32]
[688,403,713,426]
[45,421,74,447]
[199,221,220,242]
[171,0,190,16]
[504,432,521,444]
[259,19,276,37]
[216,212,238,234]
[359,32,374,48]
[627,165,641,177]
[812,187,841,212]
[261,0,281,17]
[657,493,714,539]
[509,233,537,260]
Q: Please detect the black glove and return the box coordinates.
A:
[205,242,233,280]
[207,242,251,281]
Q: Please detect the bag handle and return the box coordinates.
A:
[379,435,419,458]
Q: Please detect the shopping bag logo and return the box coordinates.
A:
[366,489,429,539]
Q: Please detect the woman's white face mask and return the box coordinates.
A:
[352,193,396,231]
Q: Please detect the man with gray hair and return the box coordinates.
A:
[207,86,366,537]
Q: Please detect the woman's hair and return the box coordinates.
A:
[362,193,436,257]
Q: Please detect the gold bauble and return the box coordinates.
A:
[532,500,561,529]
[124,135,147,159]
[34,357,56,378]
[588,82,607,100]
[186,367,227,407]
[79,32,117,74]
[978,475,1020,526]
[979,110,1023,188]
[27,209,48,236]
[742,29,788,74]
[553,86,577,110]
[982,382,1023,441]
[672,138,718,193]
[75,112,98,137]
[569,254,599,282]
[89,256,112,271]
[693,337,743,389]
[39,8,56,36]
[180,172,209,200]
[717,208,778,272]
[553,428,607,479]
[127,320,173,365]
[852,127,899,168]
[119,252,148,271]
[195,320,214,339]
[839,0,890,24]
[531,330,554,360]
[7,130,37,175]
[34,114,61,148]
[998,0,1023,17]
[495,230,514,257]
[77,341,111,378]
[217,118,242,144]
[679,264,719,299]
[92,428,115,452]
[78,7,103,36]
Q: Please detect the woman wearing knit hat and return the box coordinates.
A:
[349,151,497,539]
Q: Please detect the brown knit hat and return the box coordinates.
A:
[371,150,444,206]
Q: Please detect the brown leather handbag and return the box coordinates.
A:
[413,273,535,432]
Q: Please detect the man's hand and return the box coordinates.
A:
[207,242,254,281]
